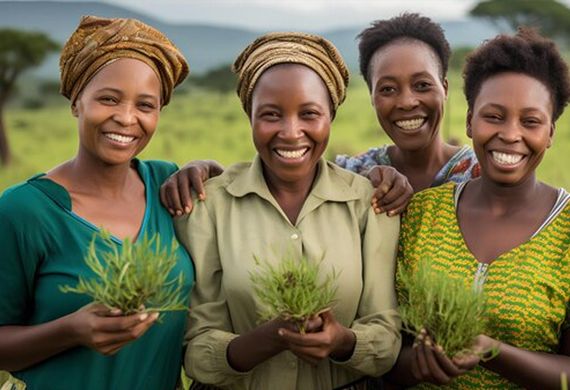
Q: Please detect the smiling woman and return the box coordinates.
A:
[0,15,195,390]
[175,32,401,390]
[386,28,570,389]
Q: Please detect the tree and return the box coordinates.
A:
[0,29,59,166]
[470,0,570,43]
[189,64,236,93]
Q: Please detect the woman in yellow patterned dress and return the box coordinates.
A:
[385,28,570,388]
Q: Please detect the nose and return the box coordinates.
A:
[280,116,304,140]
[113,103,137,126]
[498,120,522,143]
[397,87,419,111]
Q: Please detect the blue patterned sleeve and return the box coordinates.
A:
[335,146,389,175]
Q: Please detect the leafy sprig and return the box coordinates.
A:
[60,230,188,317]
[398,258,490,357]
[250,254,338,333]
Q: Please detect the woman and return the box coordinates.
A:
[387,28,570,388]
[336,13,480,193]
[175,32,401,389]
[0,16,194,389]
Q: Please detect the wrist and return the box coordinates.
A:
[330,326,356,362]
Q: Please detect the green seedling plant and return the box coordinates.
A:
[398,257,494,358]
[60,230,188,318]
[250,254,338,334]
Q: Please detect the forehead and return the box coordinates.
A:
[475,72,553,113]
[84,58,161,92]
[253,63,330,101]
[369,39,442,78]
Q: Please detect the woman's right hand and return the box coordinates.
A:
[410,329,479,385]
[160,160,224,216]
[67,304,159,356]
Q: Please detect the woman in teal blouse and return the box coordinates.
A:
[0,16,194,390]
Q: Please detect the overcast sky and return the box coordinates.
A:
[103,0,479,30]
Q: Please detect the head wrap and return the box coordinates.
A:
[60,15,189,106]
[232,32,349,115]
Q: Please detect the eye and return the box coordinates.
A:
[138,101,158,112]
[522,117,541,127]
[260,111,280,121]
[377,85,396,95]
[98,95,118,105]
[483,113,502,123]
[301,110,320,119]
[415,81,432,91]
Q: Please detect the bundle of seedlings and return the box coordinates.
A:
[60,230,188,318]
[398,257,492,358]
[250,254,338,334]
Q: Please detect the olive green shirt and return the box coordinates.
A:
[175,156,401,390]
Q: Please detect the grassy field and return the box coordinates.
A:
[2,72,570,191]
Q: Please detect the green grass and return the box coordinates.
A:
[2,72,570,191]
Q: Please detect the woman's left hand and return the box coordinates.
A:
[366,165,413,216]
[277,310,356,365]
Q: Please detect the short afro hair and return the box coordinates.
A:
[463,27,570,121]
[358,13,451,90]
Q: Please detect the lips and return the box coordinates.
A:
[103,132,136,144]
[394,117,426,131]
[275,147,309,159]
[491,151,524,166]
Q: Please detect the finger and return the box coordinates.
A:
[415,339,431,380]
[210,161,225,177]
[423,338,451,384]
[97,311,157,333]
[159,184,172,215]
[278,328,324,347]
[176,173,194,214]
[304,315,324,333]
[161,183,178,216]
[166,179,184,216]
[433,344,466,377]
[452,353,480,370]
[383,191,411,217]
[366,167,384,188]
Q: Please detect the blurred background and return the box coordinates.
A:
[2,0,570,191]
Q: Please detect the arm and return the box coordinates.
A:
[365,166,413,216]
[160,160,224,216]
[175,198,286,386]
[0,213,157,371]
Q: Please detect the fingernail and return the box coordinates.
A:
[184,206,191,214]
[278,329,284,336]
[168,208,174,215]
[139,313,149,321]
[151,312,159,320]
[377,208,384,214]
[176,210,182,216]
[425,339,432,347]
[199,193,205,201]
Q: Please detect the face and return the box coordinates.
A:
[368,40,448,152]
[72,58,161,166]
[250,64,332,186]
[467,72,554,186]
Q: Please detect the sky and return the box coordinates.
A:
[102,0,479,31]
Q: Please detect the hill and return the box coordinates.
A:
[0,1,501,78]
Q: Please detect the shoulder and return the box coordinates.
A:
[406,182,456,221]
[203,162,252,193]
[137,159,178,186]
[327,161,375,199]
[335,145,391,172]
[0,178,47,218]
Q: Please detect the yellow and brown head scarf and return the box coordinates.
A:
[232,32,349,116]
[60,15,189,106]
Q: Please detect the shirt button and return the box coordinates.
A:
[290,233,299,240]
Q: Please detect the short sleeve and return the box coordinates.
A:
[335,146,390,175]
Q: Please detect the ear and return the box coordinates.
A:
[547,123,555,148]
[466,111,473,139]
[71,102,78,118]
[442,77,449,99]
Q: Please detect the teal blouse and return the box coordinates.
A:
[0,159,194,390]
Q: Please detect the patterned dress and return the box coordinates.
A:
[335,145,480,186]
[398,182,570,389]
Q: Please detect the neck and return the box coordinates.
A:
[65,149,137,198]
[469,173,542,214]
[392,136,450,171]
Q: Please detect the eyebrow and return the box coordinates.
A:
[94,87,159,100]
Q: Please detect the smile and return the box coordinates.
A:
[395,118,426,130]
[491,151,524,166]
[103,133,136,144]
[275,148,308,159]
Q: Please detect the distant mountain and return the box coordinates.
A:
[0,1,500,79]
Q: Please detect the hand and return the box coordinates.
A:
[410,329,480,385]
[277,310,355,365]
[159,160,224,216]
[365,166,413,216]
[66,303,159,356]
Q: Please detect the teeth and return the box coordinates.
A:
[395,118,425,130]
[492,151,523,165]
[276,148,308,159]
[104,133,135,144]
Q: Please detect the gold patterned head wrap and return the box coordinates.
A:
[60,15,189,106]
[232,32,349,116]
